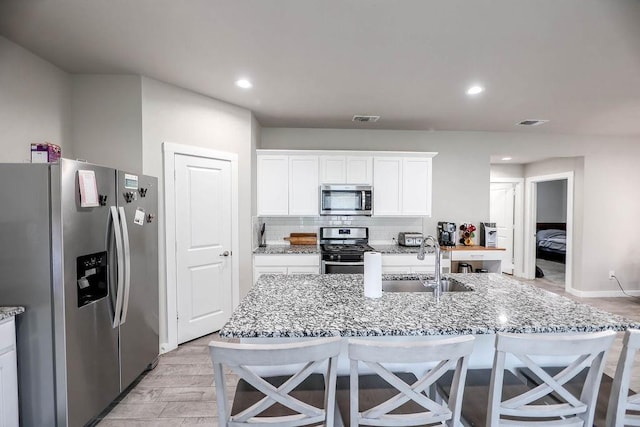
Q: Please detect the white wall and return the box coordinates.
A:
[0,36,72,162]
[140,77,255,348]
[261,128,491,239]
[262,128,640,294]
[71,75,142,171]
[536,180,567,223]
[490,164,524,179]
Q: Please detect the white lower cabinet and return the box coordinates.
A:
[0,317,19,427]
[253,254,320,284]
[450,249,503,273]
[380,254,450,274]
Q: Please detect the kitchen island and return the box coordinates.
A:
[221,273,637,338]
[220,274,639,370]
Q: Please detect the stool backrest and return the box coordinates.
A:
[606,329,640,427]
[488,330,616,427]
[348,335,475,427]
[209,337,341,427]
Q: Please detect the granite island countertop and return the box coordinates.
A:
[0,307,25,321]
[220,273,640,338]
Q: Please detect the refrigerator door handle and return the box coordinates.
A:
[118,206,132,325]
[110,206,125,328]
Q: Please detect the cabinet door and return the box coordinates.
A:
[289,156,319,216]
[0,350,19,427]
[373,157,403,216]
[319,156,346,184]
[257,155,289,215]
[346,156,373,184]
[402,157,432,216]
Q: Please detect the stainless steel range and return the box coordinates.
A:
[320,227,374,274]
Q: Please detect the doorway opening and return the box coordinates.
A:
[525,172,574,293]
[534,180,567,289]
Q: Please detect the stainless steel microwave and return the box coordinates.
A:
[320,184,372,216]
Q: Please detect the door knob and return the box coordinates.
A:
[220,251,230,257]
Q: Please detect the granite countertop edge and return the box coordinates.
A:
[220,273,640,338]
[0,307,25,320]
[253,244,418,255]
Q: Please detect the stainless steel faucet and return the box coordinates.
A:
[417,235,442,301]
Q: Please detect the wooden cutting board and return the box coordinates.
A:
[284,233,317,245]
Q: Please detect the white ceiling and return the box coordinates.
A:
[1,0,639,136]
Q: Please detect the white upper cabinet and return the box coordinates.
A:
[373,157,403,216]
[346,156,373,184]
[402,157,432,216]
[319,156,346,183]
[257,155,289,215]
[288,156,319,216]
[258,150,435,217]
[373,155,433,216]
[257,154,319,216]
[320,155,373,184]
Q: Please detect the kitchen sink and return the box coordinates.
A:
[382,278,472,293]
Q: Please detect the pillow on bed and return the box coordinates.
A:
[536,229,565,241]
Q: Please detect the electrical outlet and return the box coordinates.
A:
[609,270,615,280]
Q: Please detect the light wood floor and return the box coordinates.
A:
[94,279,640,426]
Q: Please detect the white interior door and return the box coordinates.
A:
[490,182,515,274]
[175,154,233,343]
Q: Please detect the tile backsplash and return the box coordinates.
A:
[253,216,426,247]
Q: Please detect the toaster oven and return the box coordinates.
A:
[397,232,423,247]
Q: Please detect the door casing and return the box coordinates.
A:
[162,142,239,353]
[524,172,574,294]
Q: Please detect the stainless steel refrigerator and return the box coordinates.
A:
[0,159,159,427]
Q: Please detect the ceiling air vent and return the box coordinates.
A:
[352,115,380,123]
[517,119,549,126]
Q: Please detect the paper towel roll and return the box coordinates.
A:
[364,251,382,298]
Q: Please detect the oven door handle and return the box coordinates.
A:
[322,261,365,266]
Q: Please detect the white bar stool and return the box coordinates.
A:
[606,329,640,427]
[487,330,616,427]
[209,337,341,427]
[341,335,475,427]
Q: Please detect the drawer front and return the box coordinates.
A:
[381,254,435,267]
[0,317,16,354]
[451,250,504,261]
[254,254,320,267]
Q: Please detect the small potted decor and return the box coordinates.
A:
[459,223,476,246]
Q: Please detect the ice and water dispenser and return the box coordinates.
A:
[77,251,108,307]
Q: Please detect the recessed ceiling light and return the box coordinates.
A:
[466,85,485,95]
[235,79,252,89]
[501,157,512,161]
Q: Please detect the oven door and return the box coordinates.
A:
[321,260,365,274]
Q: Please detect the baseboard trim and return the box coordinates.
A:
[567,288,640,298]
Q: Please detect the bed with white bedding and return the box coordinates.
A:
[536,224,566,263]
